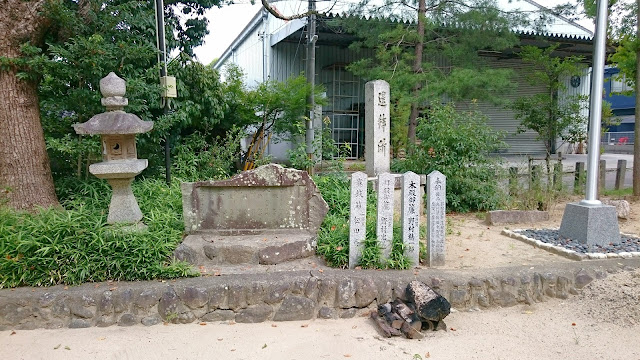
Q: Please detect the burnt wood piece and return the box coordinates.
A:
[391,299,422,331]
[378,303,404,329]
[400,320,425,339]
[422,319,447,331]
[406,281,451,322]
[370,312,402,337]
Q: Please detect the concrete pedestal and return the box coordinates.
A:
[106,178,143,224]
[559,202,620,246]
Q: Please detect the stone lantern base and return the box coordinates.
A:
[106,178,143,224]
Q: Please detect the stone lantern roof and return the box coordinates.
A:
[73,72,153,135]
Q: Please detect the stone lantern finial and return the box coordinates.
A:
[100,72,129,111]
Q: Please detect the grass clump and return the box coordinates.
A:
[0,177,197,288]
[315,174,412,269]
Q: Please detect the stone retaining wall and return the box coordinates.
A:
[1,259,638,330]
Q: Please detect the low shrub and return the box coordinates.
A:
[315,174,412,269]
[393,104,507,212]
[0,177,197,288]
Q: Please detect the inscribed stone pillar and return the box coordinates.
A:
[402,171,421,266]
[349,172,368,269]
[365,80,390,177]
[427,171,446,266]
[377,172,394,262]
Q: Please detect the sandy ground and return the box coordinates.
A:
[2,268,639,360]
[438,195,640,269]
[2,197,638,359]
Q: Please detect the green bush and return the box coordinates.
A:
[393,104,507,212]
[315,174,412,269]
[0,177,197,288]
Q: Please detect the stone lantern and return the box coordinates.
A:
[73,72,153,225]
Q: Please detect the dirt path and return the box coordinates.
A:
[2,269,639,360]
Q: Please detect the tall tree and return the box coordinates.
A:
[0,0,222,210]
[0,0,58,210]
[339,0,528,146]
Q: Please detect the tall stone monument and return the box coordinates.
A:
[402,171,421,266]
[365,80,390,177]
[349,172,368,269]
[376,172,395,262]
[427,171,446,266]
[73,73,153,225]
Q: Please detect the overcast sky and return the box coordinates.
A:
[192,0,595,66]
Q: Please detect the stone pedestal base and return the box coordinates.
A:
[107,178,143,224]
[559,202,620,246]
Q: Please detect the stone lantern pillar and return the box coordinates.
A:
[73,72,153,224]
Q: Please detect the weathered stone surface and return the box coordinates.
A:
[339,308,357,319]
[158,287,193,324]
[375,280,393,304]
[179,287,208,309]
[113,289,133,313]
[96,291,114,316]
[273,295,316,321]
[201,310,235,322]
[135,289,160,310]
[246,283,266,305]
[488,290,517,307]
[265,283,289,305]
[355,278,377,308]
[173,243,201,265]
[259,239,316,265]
[227,285,248,311]
[337,279,356,308]
[427,171,446,266]
[304,277,319,301]
[0,303,32,325]
[118,313,137,326]
[38,293,57,308]
[235,304,273,323]
[486,210,550,225]
[141,315,162,326]
[181,164,328,235]
[69,319,91,328]
[208,285,228,309]
[364,79,391,177]
[317,279,337,306]
[69,302,94,319]
[402,171,421,264]
[376,173,395,261]
[349,172,368,269]
[96,316,116,327]
[575,269,595,289]
[602,199,631,219]
[318,306,334,319]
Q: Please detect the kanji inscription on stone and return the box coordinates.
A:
[377,172,395,262]
[349,172,368,269]
[427,170,446,266]
[402,171,421,265]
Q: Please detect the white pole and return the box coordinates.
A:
[581,0,608,205]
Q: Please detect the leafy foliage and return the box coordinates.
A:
[315,174,412,269]
[393,104,507,212]
[0,177,197,288]
[338,0,524,145]
[511,45,588,156]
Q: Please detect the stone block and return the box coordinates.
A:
[181,164,328,235]
[486,210,550,225]
[258,238,316,265]
[273,295,316,321]
[559,202,621,246]
[602,199,631,219]
[235,304,273,323]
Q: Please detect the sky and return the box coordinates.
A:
[192,0,595,66]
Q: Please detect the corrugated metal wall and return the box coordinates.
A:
[456,58,549,155]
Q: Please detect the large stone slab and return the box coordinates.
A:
[181,164,328,235]
[486,210,549,225]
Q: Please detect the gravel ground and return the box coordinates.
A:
[515,229,640,254]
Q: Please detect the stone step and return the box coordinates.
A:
[173,231,317,266]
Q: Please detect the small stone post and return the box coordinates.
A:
[349,172,368,269]
[598,159,606,194]
[615,159,627,190]
[574,162,585,194]
[376,173,395,262]
[365,80,390,177]
[426,171,446,266]
[402,171,421,266]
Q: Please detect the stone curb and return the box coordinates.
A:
[502,229,640,260]
[1,259,639,330]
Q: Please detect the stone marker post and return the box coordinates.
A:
[427,171,446,266]
[365,80,390,177]
[349,172,368,269]
[377,173,395,262]
[402,171,421,266]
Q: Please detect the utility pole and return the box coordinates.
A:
[306,0,317,175]
[155,0,172,185]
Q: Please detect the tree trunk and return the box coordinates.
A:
[634,0,640,198]
[407,0,426,145]
[0,0,59,210]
